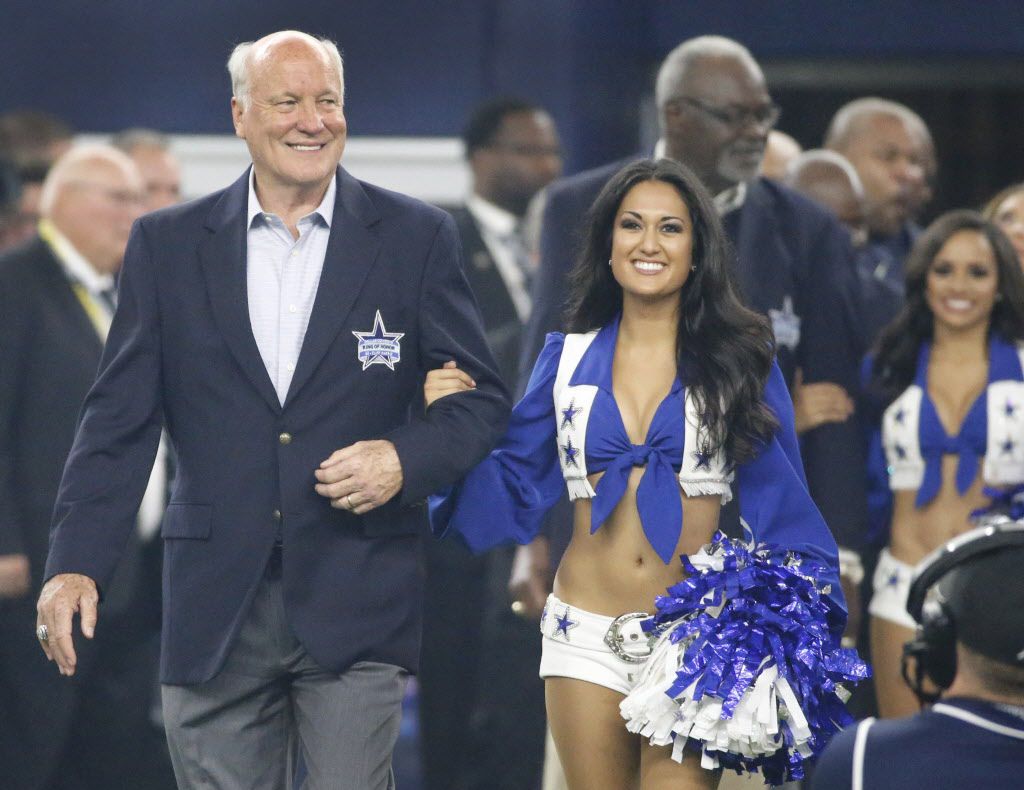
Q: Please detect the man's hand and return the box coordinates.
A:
[0,553,31,599]
[508,536,553,620]
[36,573,99,676]
[315,440,403,515]
[792,367,854,435]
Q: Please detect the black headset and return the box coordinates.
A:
[901,520,1024,705]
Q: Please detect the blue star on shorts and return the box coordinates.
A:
[553,608,578,641]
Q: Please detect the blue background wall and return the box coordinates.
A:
[4,1,1023,173]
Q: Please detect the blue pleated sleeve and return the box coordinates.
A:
[428,333,567,553]
[737,360,846,617]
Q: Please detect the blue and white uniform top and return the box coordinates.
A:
[429,316,865,785]
[866,335,1024,538]
[430,315,839,577]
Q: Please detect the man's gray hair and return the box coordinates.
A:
[110,127,172,154]
[785,149,865,200]
[825,97,924,152]
[655,36,759,110]
[228,32,344,109]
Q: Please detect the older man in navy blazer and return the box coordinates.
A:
[36,30,508,789]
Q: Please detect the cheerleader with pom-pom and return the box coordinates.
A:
[427,158,868,788]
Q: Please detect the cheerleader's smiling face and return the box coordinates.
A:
[926,229,999,334]
[609,180,694,303]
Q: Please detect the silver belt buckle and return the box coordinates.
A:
[603,611,652,664]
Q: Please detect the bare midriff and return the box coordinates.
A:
[553,466,721,616]
[889,454,992,566]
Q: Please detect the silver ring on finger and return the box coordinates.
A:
[36,624,49,642]
[346,493,355,510]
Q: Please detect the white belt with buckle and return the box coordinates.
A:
[603,611,654,664]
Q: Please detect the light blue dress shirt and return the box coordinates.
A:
[246,170,337,404]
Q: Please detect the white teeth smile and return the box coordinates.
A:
[290,144,323,151]
[632,260,666,273]
[945,299,973,311]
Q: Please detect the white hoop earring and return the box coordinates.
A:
[608,258,613,267]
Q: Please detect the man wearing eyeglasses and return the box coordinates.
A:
[515,36,867,673]
[0,145,176,789]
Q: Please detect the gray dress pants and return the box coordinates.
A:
[162,548,407,789]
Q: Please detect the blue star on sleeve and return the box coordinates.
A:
[1002,437,1016,455]
[561,436,580,467]
[560,399,582,429]
[692,448,713,470]
[1006,400,1018,418]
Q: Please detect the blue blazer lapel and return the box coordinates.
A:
[198,169,282,414]
[284,168,382,407]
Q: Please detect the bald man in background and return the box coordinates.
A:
[0,145,176,789]
[825,98,933,294]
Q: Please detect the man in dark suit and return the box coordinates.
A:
[0,144,175,789]
[421,98,561,790]
[515,36,867,647]
[35,31,508,789]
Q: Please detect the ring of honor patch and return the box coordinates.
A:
[352,310,405,371]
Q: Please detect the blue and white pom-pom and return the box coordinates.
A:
[619,531,869,786]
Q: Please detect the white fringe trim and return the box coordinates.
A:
[565,476,597,500]
[679,478,734,505]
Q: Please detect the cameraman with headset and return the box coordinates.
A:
[813,519,1024,789]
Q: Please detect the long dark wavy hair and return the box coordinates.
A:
[869,210,1024,405]
[563,158,777,463]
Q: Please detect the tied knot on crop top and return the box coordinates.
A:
[552,317,733,563]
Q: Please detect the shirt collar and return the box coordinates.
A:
[652,139,747,216]
[37,217,115,292]
[246,167,337,229]
[466,193,518,238]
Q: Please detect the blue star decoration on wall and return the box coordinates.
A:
[561,436,579,467]
[692,448,713,470]
[1002,437,1016,455]
[1006,400,1018,418]
[351,310,405,371]
[560,399,582,429]
[553,608,578,641]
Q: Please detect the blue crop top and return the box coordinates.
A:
[429,317,843,613]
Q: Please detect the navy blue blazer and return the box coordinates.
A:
[44,167,510,685]
[521,165,867,551]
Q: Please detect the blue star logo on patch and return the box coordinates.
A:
[553,608,578,641]
[693,448,713,470]
[1002,437,1016,455]
[560,399,582,429]
[561,436,580,467]
[352,310,405,371]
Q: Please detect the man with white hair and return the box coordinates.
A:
[34,30,507,789]
[0,145,176,788]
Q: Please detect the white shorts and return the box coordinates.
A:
[538,594,654,696]
[868,548,917,630]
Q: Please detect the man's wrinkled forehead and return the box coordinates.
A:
[249,37,340,91]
